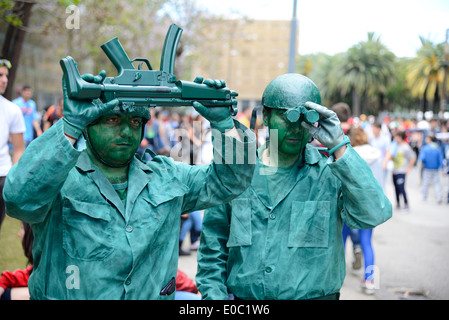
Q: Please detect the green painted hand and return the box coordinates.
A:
[301,102,346,152]
[193,76,226,89]
[62,70,119,140]
[192,76,234,132]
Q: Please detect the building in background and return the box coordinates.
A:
[1,17,297,114]
[190,19,297,110]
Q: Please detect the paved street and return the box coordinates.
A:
[366,165,449,300]
[179,165,449,300]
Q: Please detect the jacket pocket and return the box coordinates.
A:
[226,198,252,247]
[288,201,330,248]
[62,197,113,261]
[143,177,190,207]
[140,178,190,225]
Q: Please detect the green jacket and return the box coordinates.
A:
[4,119,256,300]
[196,144,392,300]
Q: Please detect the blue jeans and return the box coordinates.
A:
[175,291,201,300]
[342,223,360,247]
[359,229,374,280]
[180,210,202,243]
[421,169,442,200]
[393,173,408,206]
[343,225,374,280]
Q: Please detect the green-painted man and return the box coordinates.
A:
[196,73,392,300]
[3,72,256,299]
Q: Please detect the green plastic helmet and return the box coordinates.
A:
[101,101,152,121]
[262,73,321,109]
[250,74,322,129]
[262,73,321,124]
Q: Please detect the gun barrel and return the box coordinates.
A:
[60,56,103,100]
[115,97,237,108]
[101,80,236,107]
[102,84,175,102]
[101,37,134,76]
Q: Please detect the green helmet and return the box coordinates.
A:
[262,73,321,109]
[101,102,152,121]
[262,73,321,124]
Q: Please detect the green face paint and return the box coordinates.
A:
[86,114,143,168]
[265,108,310,157]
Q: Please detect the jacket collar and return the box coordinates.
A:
[75,151,153,221]
[251,143,322,210]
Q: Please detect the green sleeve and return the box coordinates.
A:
[3,120,81,224]
[178,121,256,214]
[196,204,231,300]
[329,145,392,229]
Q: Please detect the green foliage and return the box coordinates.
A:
[406,37,446,102]
[297,32,447,115]
[0,0,22,26]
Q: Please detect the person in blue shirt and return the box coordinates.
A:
[419,134,444,203]
[12,86,42,147]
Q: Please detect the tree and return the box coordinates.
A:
[384,57,415,112]
[406,36,446,113]
[0,0,85,100]
[296,52,349,107]
[1,0,35,100]
[1,0,221,105]
[328,32,396,116]
[160,0,227,80]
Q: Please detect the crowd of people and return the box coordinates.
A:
[327,102,449,295]
[356,113,448,206]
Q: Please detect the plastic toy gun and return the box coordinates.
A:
[60,24,238,114]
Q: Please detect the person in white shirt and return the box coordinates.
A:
[0,58,25,229]
[369,122,391,191]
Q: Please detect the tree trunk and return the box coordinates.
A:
[422,84,428,112]
[352,87,360,116]
[361,91,367,115]
[379,92,384,114]
[1,1,35,100]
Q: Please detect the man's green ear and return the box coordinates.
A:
[262,108,269,127]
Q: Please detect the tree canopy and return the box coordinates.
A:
[297,32,449,116]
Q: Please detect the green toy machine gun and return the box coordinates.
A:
[60,24,238,114]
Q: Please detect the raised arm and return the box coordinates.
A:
[3,73,118,223]
[301,101,392,228]
[196,204,231,300]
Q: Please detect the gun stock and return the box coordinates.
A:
[60,56,102,100]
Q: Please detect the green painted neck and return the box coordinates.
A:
[87,147,129,184]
